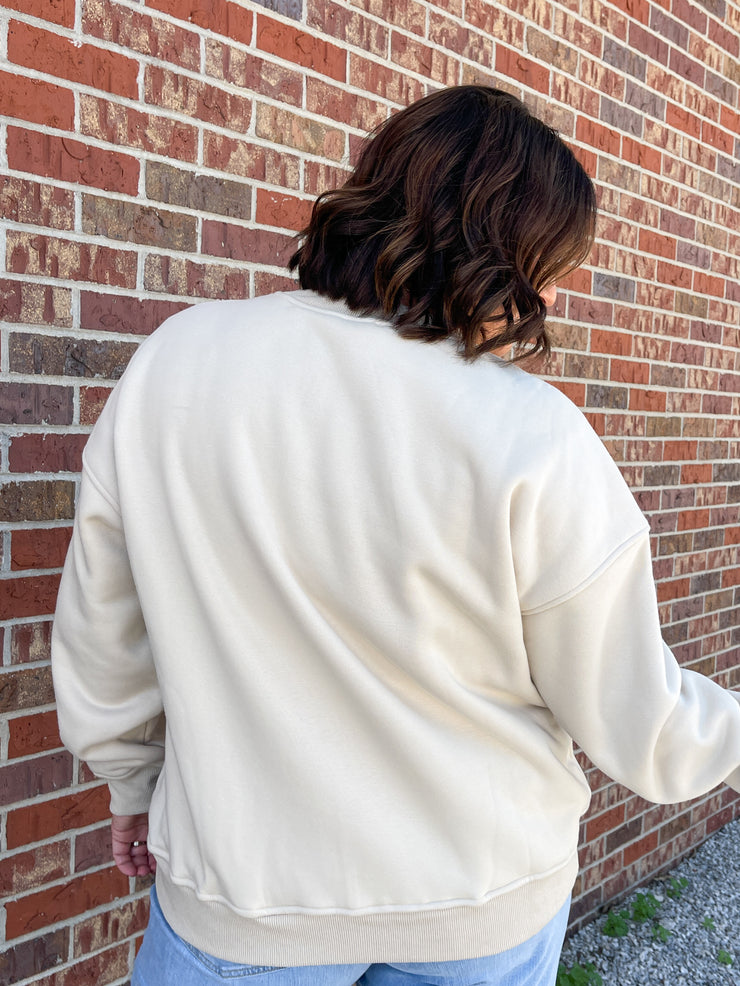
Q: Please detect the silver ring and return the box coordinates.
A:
[132,841,143,847]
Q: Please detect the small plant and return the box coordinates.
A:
[652,923,671,943]
[630,892,661,923]
[718,949,734,967]
[602,909,631,937]
[665,876,689,900]
[702,916,716,931]
[556,961,603,986]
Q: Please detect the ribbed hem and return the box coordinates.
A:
[154,854,578,965]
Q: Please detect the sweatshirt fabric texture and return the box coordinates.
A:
[52,290,740,966]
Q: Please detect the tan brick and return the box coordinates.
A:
[203,133,300,188]
[0,279,72,327]
[255,103,345,160]
[7,232,137,289]
[9,333,138,380]
[83,0,200,70]
[0,481,76,523]
[204,40,302,105]
[73,896,149,956]
[82,195,197,252]
[143,255,251,299]
[145,65,253,132]
[0,178,74,230]
[79,94,198,161]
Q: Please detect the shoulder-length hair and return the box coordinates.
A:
[289,85,597,361]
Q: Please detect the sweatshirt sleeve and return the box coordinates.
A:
[51,458,165,815]
[522,532,740,803]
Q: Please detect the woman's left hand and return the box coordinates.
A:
[111,812,157,877]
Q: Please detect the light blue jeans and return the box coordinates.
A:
[132,886,570,986]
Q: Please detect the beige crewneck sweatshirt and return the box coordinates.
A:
[52,291,740,964]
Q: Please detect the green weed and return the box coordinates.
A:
[602,909,631,937]
[651,923,671,944]
[556,961,603,986]
[665,877,689,900]
[630,892,661,923]
[702,916,716,931]
[718,950,733,967]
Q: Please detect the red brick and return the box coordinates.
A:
[586,803,626,840]
[2,0,74,26]
[547,380,586,405]
[255,189,313,232]
[7,784,110,850]
[80,386,114,426]
[693,271,725,297]
[8,21,138,99]
[306,77,387,132]
[6,867,129,939]
[9,711,63,759]
[568,296,614,325]
[391,31,458,85]
[610,359,650,385]
[629,389,667,412]
[0,575,61,620]
[147,0,253,44]
[9,434,88,474]
[657,261,692,289]
[666,102,703,136]
[575,116,621,156]
[347,52,425,105]
[7,232,138,289]
[590,328,632,356]
[80,292,188,336]
[202,220,295,266]
[0,929,69,984]
[0,752,73,807]
[254,272,299,296]
[610,0,649,23]
[8,128,139,197]
[34,943,129,986]
[677,509,710,532]
[11,528,72,572]
[496,46,550,93]
[0,70,74,130]
[0,383,74,426]
[622,136,662,173]
[256,14,346,82]
[74,825,113,873]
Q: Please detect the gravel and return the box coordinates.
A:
[558,818,740,985]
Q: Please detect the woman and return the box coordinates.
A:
[52,85,740,986]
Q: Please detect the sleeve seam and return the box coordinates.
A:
[81,449,122,517]
[521,525,649,616]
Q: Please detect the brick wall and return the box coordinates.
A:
[1,0,738,981]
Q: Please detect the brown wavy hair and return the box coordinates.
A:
[289,85,597,361]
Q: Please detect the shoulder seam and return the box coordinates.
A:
[521,526,649,616]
